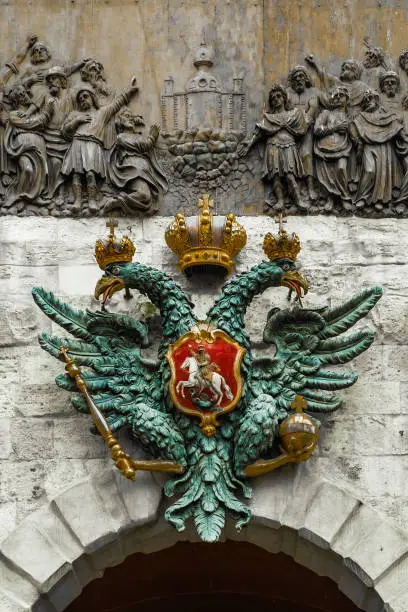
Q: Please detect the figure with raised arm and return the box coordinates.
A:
[61,77,139,213]
[106,109,168,215]
[305,54,366,118]
[362,39,387,89]
[19,40,88,107]
[0,34,39,181]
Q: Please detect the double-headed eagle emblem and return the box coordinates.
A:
[32,200,382,542]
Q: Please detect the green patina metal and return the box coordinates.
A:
[32,259,382,543]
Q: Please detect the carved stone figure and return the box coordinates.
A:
[80,59,117,153]
[4,83,51,207]
[80,59,114,101]
[239,83,308,210]
[105,110,168,214]
[362,40,387,89]
[314,86,352,205]
[287,65,320,200]
[41,66,73,198]
[61,79,138,212]
[398,49,408,89]
[350,89,404,210]
[305,55,366,118]
[379,71,402,114]
[20,40,86,107]
[0,34,38,90]
[0,35,39,181]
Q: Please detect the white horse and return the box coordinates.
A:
[176,356,233,407]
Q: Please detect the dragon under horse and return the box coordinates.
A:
[32,211,382,543]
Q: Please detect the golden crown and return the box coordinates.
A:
[165,194,247,274]
[95,218,136,270]
[263,215,301,262]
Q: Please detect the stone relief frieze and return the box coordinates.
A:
[2,34,408,216]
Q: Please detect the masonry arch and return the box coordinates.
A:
[0,467,407,612]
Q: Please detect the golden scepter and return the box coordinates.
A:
[59,346,183,479]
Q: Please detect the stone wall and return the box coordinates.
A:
[0,214,407,546]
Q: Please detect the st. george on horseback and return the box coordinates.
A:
[176,344,233,407]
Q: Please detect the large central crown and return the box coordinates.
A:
[165,194,247,274]
[263,215,301,262]
[95,218,135,270]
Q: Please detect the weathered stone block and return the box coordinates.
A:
[319,417,356,456]
[53,417,105,459]
[17,384,72,418]
[0,265,58,297]
[58,265,101,297]
[250,466,306,530]
[43,459,89,500]
[333,504,408,585]
[0,301,43,347]
[0,420,11,459]
[11,418,54,460]
[376,555,408,608]
[341,380,400,415]
[0,557,41,609]
[54,480,117,553]
[1,523,69,588]
[0,590,29,612]
[0,501,16,543]
[299,482,359,550]
[114,468,162,527]
[332,240,407,266]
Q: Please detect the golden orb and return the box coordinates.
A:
[279,411,319,455]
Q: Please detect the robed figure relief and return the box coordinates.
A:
[106,109,168,215]
[314,86,352,206]
[239,83,308,210]
[286,65,320,201]
[4,83,51,207]
[350,89,405,211]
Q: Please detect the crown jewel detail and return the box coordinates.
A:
[95,217,136,270]
[165,194,247,274]
[263,215,301,262]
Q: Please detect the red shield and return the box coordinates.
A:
[166,323,245,433]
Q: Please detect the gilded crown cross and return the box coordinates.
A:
[106,216,118,239]
[198,194,214,214]
[274,213,287,234]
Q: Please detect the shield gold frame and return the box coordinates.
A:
[165,321,246,437]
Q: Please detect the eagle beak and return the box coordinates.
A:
[94,276,125,304]
[280,270,309,297]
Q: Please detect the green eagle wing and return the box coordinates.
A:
[234,285,382,473]
[32,287,187,466]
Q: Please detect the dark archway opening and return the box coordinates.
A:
[66,541,362,612]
